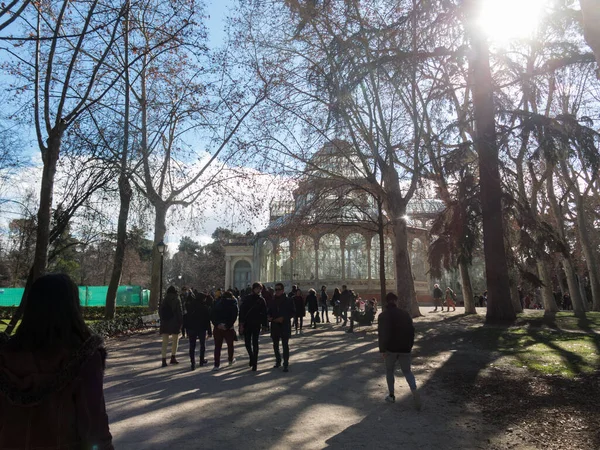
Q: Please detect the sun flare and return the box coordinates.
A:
[478,0,547,45]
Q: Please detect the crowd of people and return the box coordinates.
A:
[157,282,381,373]
[158,281,420,408]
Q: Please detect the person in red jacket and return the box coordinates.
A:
[0,273,113,449]
[377,292,421,410]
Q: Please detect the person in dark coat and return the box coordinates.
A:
[340,285,354,327]
[239,282,268,371]
[159,285,184,367]
[0,274,113,450]
[184,292,213,370]
[331,287,341,323]
[319,285,330,323]
[378,292,420,409]
[306,288,319,328]
[292,288,306,334]
[431,284,444,312]
[210,291,239,371]
[268,283,295,372]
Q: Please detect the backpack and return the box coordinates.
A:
[160,302,174,321]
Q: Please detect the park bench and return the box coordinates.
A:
[140,313,160,328]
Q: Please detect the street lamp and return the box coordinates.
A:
[157,240,166,306]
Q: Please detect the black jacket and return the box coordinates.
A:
[268,294,295,337]
[211,297,238,330]
[319,290,328,306]
[306,292,318,313]
[377,303,414,353]
[340,289,354,308]
[239,293,267,331]
[184,296,212,332]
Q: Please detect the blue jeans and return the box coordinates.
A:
[385,352,416,395]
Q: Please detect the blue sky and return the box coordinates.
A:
[206,0,234,48]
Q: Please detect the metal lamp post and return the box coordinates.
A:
[157,240,166,306]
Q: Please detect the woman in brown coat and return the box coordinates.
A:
[0,273,113,449]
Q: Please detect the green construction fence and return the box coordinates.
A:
[0,286,150,307]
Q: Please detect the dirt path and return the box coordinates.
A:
[102,308,597,449]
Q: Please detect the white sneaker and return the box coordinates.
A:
[212,366,221,372]
[228,358,237,366]
[385,395,395,403]
[412,390,422,410]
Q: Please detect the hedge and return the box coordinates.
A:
[0,306,154,321]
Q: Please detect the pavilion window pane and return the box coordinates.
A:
[278,240,291,281]
[410,238,426,279]
[345,233,367,279]
[295,235,315,280]
[319,234,341,280]
[260,240,274,282]
[370,235,395,280]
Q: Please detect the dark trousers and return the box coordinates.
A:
[272,334,290,367]
[293,316,304,330]
[341,307,348,326]
[309,311,316,327]
[213,327,235,367]
[244,328,260,366]
[320,305,329,322]
[188,328,207,363]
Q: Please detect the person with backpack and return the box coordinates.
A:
[210,291,239,371]
[184,292,213,371]
[160,285,184,367]
[378,292,421,410]
[239,282,268,371]
[319,285,330,323]
[340,285,354,328]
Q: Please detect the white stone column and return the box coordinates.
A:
[225,256,232,290]
[340,238,346,280]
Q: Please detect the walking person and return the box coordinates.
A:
[340,285,353,327]
[239,282,268,371]
[332,287,342,323]
[268,283,295,372]
[320,285,330,323]
[160,285,184,367]
[431,284,443,312]
[306,288,319,328]
[378,292,421,410]
[292,288,306,334]
[445,287,457,312]
[0,274,113,449]
[184,292,213,371]
[211,291,239,371]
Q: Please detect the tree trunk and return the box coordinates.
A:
[467,12,515,323]
[508,268,523,314]
[105,176,132,319]
[6,128,63,335]
[574,197,600,311]
[580,0,600,70]
[378,209,387,308]
[105,10,131,320]
[537,259,559,312]
[562,258,586,317]
[459,260,476,314]
[149,203,167,311]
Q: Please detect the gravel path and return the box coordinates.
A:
[102,308,532,449]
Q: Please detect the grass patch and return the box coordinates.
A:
[465,312,600,378]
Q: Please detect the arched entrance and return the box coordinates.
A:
[233,260,252,290]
